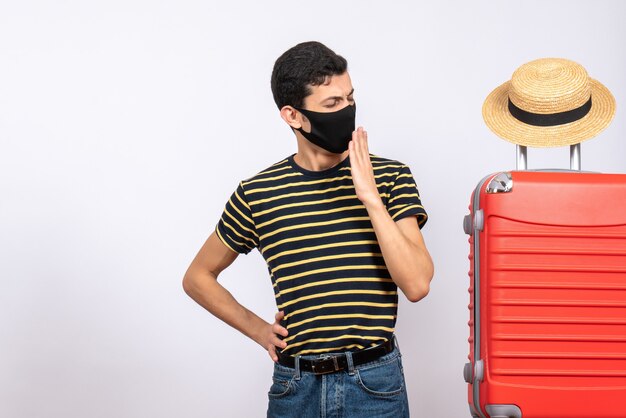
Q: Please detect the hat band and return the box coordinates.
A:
[508,96,592,127]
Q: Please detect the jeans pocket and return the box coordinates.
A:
[268,369,294,399]
[356,357,405,397]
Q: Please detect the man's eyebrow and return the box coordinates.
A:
[321,88,355,102]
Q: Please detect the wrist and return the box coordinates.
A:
[362,196,385,211]
[249,318,270,348]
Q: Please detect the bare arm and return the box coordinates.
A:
[364,207,434,302]
[182,231,288,361]
[349,127,434,302]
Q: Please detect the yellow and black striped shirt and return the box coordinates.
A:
[216,153,427,357]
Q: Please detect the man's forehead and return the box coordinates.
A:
[309,73,353,96]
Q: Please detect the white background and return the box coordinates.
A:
[1,1,625,417]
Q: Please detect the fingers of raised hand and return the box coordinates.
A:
[357,127,368,149]
[351,127,368,156]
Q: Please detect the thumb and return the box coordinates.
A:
[275,311,285,322]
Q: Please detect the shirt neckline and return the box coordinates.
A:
[287,153,351,178]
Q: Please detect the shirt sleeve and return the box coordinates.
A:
[386,164,428,229]
[215,181,259,255]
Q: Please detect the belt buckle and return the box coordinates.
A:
[311,355,342,375]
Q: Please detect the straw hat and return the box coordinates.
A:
[482,58,616,147]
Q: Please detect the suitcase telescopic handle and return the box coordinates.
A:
[516,144,581,171]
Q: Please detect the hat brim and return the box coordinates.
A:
[482,79,616,147]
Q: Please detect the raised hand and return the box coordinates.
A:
[349,127,383,209]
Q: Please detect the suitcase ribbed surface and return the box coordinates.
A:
[488,217,626,388]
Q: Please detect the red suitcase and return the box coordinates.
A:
[464,145,626,418]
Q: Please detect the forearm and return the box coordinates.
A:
[183,270,268,347]
[364,200,433,302]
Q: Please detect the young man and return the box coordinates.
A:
[183,41,434,417]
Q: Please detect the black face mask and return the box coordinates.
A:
[294,103,356,154]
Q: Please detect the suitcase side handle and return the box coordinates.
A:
[516,144,581,171]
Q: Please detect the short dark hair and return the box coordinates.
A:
[271,41,348,109]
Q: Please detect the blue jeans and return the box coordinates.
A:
[267,337,410,418]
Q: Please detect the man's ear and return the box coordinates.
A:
[280,106,301,129]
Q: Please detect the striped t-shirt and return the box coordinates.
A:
[215,153,427,357]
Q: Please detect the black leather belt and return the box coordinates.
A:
[276,339,395,375]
